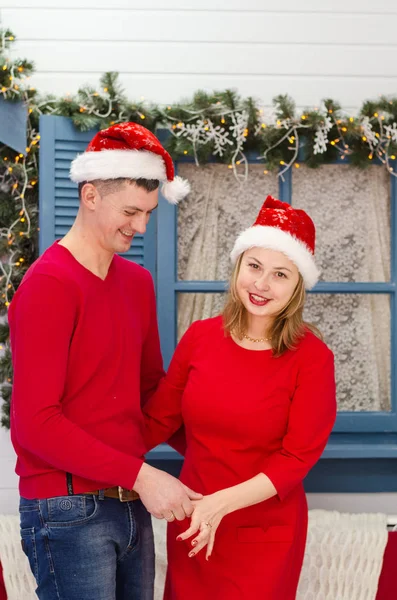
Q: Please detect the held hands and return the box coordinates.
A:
[133,463,202,520]
[176,492,228,560]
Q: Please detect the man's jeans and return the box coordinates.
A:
[19,493,155,600]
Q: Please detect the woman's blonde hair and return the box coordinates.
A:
[222,253,322,356]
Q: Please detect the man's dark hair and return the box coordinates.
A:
[78,178,160,200]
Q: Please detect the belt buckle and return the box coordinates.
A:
[118,486,130,502]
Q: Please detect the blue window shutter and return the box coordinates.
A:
[38,115,156,279]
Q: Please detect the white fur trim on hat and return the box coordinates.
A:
[161,176,191,205]
[230,225,320,289]
[70,149,167,183]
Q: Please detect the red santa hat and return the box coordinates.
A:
[230,195,319,289]
[69,122,190,204]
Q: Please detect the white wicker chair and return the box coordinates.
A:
[0,515,37,600]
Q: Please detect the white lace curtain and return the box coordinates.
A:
[294,165,390,411]
[176,163,391,413]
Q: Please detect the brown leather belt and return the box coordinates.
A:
[83,486,140,502]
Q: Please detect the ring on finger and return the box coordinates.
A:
[164,511,175,522]
[203,521,212,528]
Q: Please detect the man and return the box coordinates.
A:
[8,122,197,600]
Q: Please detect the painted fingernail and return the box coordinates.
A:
[176,536,182,541]
[188,552,195,558]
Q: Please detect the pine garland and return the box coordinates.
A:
[1,27,397,428]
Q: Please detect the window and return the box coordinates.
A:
[156,157,397,473]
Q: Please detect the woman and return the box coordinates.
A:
[143,195,337,600]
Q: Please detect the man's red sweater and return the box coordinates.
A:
[8,242,165,499]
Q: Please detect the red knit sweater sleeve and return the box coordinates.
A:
[10,274,143,490]
[262,340,337,501]
[140,272,165,406]
[142,321,198,451]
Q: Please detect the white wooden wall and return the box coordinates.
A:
[2,0,397,110]
[1,0,397,514]
[0,428,18,514]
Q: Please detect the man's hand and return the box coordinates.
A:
[133,463,202,520]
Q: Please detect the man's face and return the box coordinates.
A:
[89,181,159,254]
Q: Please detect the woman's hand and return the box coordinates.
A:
[176,492,229,560]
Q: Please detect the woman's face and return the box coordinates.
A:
[236,247,300,323]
